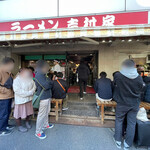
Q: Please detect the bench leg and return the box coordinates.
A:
[55,101,59,121]
[60,101,62,115]
[101,105,104,124]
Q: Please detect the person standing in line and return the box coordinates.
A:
[94,72,112,102]
[0,57,15,136]
[113,59,144,150]
[28,66,35,79]
[77,60,90,100]
[13,68,36,132]
[35,60,54,139]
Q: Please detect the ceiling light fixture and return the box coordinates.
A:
[128,39,132,42]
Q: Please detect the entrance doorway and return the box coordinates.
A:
[63,51,98,118]
[66,51,98,89]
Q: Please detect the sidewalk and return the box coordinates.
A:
[0,121,147,150]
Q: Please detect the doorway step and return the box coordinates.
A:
[49,93,115,128]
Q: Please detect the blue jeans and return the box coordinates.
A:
[0,99,12,131]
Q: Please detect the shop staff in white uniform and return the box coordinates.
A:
[51,60,61,73]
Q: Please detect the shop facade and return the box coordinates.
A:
[0,11,150,79]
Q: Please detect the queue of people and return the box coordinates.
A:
[0,57,148,149]
[94,59,145,150]
[0,58,68,139]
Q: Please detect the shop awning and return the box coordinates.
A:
[0,26,150,41]
[0,11,150,41]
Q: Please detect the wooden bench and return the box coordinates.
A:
[97,100,150,124]
[97,100,117,124]
[11,99,63,121]
[50,99,63,121]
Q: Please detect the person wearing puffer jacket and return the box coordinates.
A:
[13,68,36,133]
[143,76,150,103]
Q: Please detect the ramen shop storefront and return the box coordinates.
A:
[1,11,150,125]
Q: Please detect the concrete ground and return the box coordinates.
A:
[63,93,98,117]
[0,121,147,150]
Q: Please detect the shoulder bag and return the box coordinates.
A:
[32,78,45,109]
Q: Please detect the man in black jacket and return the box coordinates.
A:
[77,61,90,100]
[52,72,68,110]
[94,72,112,101]
[113,59,144,150]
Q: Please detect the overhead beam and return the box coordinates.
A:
[14,43,44,48]
[80,37,99,45]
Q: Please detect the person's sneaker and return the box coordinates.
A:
[45,124,54,129]
[124,140,130,150]
[124,147,130,150]
[6,125,15,130]
[83,92,87,94]
[80,98,83,100]
[35,132,47,140]
[0,129,12,136]
[18,126,28,133]
[62,107,69,111]
[25,122,32,129]
[113,137,122,149]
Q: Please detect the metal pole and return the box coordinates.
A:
[57,0,59,17]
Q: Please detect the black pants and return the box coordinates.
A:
[0,99,12,132]
[114,104,139,147]
[79,78,88,98]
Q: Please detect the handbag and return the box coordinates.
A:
[0,74,13,89]
[32,78,45,109]
[135,120,150,147]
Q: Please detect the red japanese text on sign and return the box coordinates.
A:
[0,11,148,32]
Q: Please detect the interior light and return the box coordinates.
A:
[121,39,125,42]
[128,39,132,42]
[102,40,105,43]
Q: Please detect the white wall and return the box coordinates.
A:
[59,0,125,16]
[0,0,58,21]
